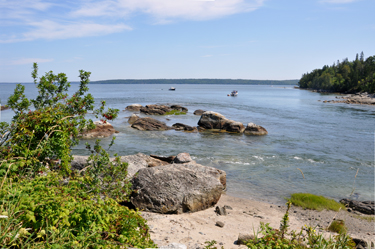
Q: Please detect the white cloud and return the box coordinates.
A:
[0,0,264,43]
[9,58,54,65]
[72,0,265,22]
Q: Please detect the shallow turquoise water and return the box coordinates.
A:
[1,83,374,203]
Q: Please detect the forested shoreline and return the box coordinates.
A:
[298,52,375,93]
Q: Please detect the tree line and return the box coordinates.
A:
[298,52,375,93]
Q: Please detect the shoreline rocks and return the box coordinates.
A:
[340,199,375,215]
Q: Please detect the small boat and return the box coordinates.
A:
[229,90,238,96]
[169,87,176,91]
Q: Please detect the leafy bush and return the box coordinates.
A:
[289,193,345,212]
[0,64,155,248]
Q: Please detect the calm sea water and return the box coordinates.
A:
[1,83,374,204]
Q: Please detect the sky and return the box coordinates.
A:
[0,0,374,82]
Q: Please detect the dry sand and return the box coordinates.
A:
[141,194,375,249]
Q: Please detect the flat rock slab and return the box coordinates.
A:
[131,117,171,131]
[340,199,375,215]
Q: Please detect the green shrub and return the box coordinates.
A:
[245,201,356,249]
[289,193,345,211]
[328,220,347,234]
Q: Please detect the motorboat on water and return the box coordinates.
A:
[229,90,238,96]
[169,87,176,91]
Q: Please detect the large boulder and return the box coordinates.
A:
[244,123,268,136]
[131,117,171,131]
[197,111,244,133]
[125,104,143,111]
[79,121,119,138]
[130,163,225,214]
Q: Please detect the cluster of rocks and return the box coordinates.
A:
[71,152,226,214]
[340,198,375,215]
[126,104,188,115]
[78,120,119,139]
[322,92,375,105]
[126,104,268,135]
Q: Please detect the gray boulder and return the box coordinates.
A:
[197,111,244,133]
[130,163,225,214]
[131,117,171,131]
[140,104,171,115]
[244,123,268,136]
[170,105,188,113]
[173,153,192,164]
[340,199,374,215]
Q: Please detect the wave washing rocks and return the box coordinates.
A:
[125,104,268,135]
[71,152,226,214]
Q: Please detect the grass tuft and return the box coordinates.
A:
[289,193,346,211]
[328,220,347,234]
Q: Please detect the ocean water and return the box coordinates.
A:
[1,83,374,204]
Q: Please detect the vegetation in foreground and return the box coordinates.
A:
[0,64,155,248]
[298,52,375,93]
[289,193,346,212]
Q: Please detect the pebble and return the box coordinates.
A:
[199,232,205,235]
[216,221,225,228]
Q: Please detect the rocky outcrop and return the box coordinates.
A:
[125,104,143,111]
[131,117,171,131]
[197,111,263,135]
[173,153,192,164]
[172,123,198,132]
[340,199,374,215]
[130,163,224,214]
[244,123,268,136]
[193,109,205,116]
[128,114,139,124]
[322,93,375,105]
[79,121,119,138]
[141,105,171,115]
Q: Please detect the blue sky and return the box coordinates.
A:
[0,0,374,82]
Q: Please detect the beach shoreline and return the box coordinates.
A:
[142,193,375,249]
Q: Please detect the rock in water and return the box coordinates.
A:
[128,114,139,124]
[193,109,205,116]
[125,104,143,111]
[198,111,228,130]
[131,117,171,131]
[244,123,268,136]
[130,164,224,214]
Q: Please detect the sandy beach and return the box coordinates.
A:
[142,194,375,249]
